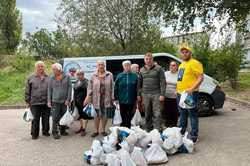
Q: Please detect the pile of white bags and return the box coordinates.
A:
[83,126,195,165]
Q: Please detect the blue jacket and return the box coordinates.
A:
[114,72,138,105]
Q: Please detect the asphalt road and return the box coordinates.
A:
[0,101,250,166]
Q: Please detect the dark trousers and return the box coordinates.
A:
[30,104,50,137]
[177,92,199,141]
[163,97,179,127]
[51,103,67,135]
[120,104,134,128]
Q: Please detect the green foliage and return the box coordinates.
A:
[0,0,22,54]
[211,42,245,88]
[9,49,35,72]
[141,0,250,32]
[56,0,163,55]
[190,35,245,89]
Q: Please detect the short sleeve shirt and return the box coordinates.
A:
[176,58,203,93]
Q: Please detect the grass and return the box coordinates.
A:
[0,54,249,105]
[222,72,250,102]
[0,56,55,105]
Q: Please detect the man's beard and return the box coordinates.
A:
[183,55,191,61]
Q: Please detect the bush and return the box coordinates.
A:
[211,42,245,89]
[191,36,244,89]
[10,49,35,72]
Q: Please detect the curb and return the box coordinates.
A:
[0,105,26,110]
[226,96,250,108]
[0,97,249,110]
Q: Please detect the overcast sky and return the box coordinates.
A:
[16,0,60,34]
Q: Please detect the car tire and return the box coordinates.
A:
[198,94,215,117]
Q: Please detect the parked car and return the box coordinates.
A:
[60,53,225,116]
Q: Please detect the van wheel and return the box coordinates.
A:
[198,95,215,117]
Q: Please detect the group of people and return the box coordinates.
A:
[25,44,203,143]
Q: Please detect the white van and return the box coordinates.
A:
[60,53,225,116]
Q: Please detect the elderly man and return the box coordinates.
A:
[25,61,50,140]
[177,44,204,143]
[48,63,72,139]
[138,52,166,131]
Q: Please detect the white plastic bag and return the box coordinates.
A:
[118,148,136,166]
[183,132,194,153]
[113,103,122,125]
[131,147,147,166]
[105,153,121,166]
[102,133,118,153]
[144,143,168,164]
[91,140,103,159]
[72,106,79,120]
[136,133,152,148]
[131,126,147,140]
[125,133,138,146]
[59,107,74,126]
[131,109,142,126]
[179,91,195,109]
[23,108,34,122]
[162,127,183,154]
[83,150,102,165]
[149,129,163,145]
[83,104,97,118]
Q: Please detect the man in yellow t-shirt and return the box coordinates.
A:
[176,45,204,143]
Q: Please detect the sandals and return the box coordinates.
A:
[101,132,108,136]
[91,132,99,137]
[91,131,108,137]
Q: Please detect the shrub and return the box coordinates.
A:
[10,49,35,72]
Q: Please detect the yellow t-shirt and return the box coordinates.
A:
[177,58,203,93]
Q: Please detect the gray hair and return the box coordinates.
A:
[76,69,84,75]
[97,59,105,64]
[122,60,131,66]
[131,63,139,69]
[35,61,45,68]
[51,63,62,71]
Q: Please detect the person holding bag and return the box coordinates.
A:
[176,43,204,143]
[47,63,72,139]
[114,60,138,128]
[84,60,114,137]
[74,69,91,136]
[25,61,50,140]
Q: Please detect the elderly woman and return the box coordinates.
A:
[48,63,72,139]
[131,63,140,74]
[114,60,138,128]
[163,61,179,127]
[25,61,50,139]
[84,60,114,137]
[74,69,90,136]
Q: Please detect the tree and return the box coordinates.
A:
[0,0,22,54]
[141,0,250,32]
[57,0,161,54]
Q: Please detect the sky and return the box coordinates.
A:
[16,0,60,34]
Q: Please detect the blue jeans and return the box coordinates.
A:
[177,92,199,141]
